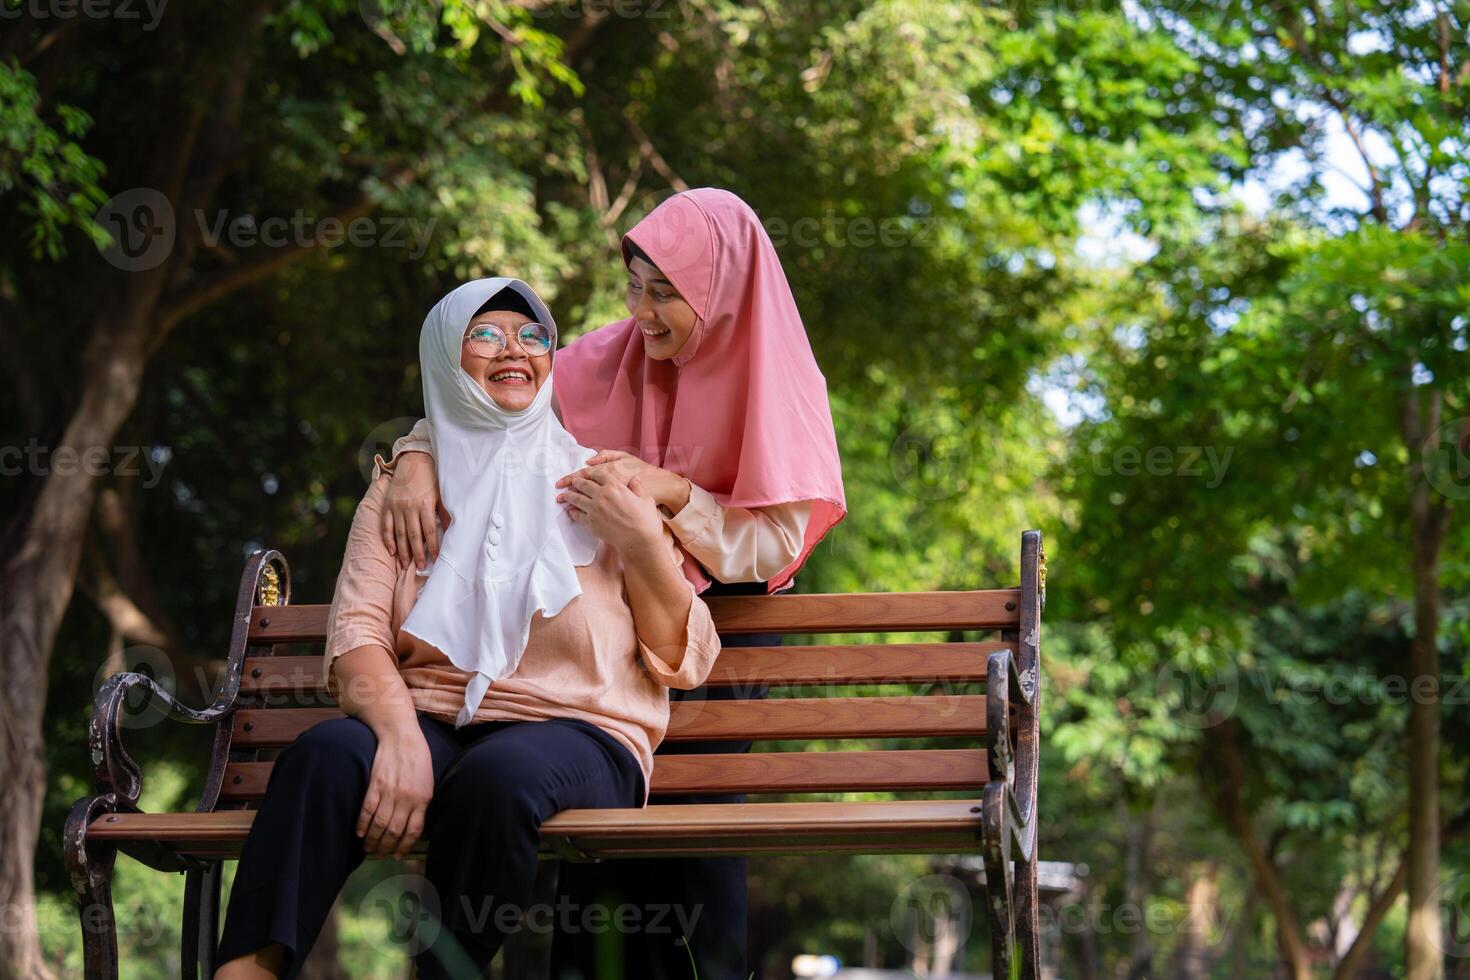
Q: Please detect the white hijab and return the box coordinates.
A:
[401,277,600,727]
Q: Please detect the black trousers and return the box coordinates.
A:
[549,577,779,980]
[214,711,644,980]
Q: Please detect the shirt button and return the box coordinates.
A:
[492,512,505,527]
[487,550,497,562]
[490,530,502,545]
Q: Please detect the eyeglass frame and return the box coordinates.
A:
[462,320,556,358]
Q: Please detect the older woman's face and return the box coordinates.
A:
[625,255,698,359]
[460,310,551,411]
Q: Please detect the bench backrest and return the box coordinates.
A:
[177,533,1043,808]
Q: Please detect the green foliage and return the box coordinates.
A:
[0,60,107,258]
[6,0,1468,975]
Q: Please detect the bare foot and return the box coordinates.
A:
[214,942,285,979]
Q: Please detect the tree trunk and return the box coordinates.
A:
[1122,797,1158,980]
[1171,865,1220,980]
[1210,720,1314,980]
[1402,386,1451,980]
[0,298,159,978]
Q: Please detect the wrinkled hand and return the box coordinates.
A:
[357,727,436,860]
[380,452,447,572]
[561,468,664,554]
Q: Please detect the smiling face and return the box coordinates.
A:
[625,255,699,360]
[460,310,551,411]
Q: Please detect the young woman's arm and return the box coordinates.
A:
[374,419,439,572]
[379,423,811,584]
[664,491,812,584]
[556,449,812,584]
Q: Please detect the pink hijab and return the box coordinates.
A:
[555,188,847,595]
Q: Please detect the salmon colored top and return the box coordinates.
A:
[323,475,722,807]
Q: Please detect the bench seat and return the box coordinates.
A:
[86,798,990,861]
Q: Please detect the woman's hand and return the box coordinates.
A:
[556,450,690,517]
[562,469,666,555]
[381,452,446,572]
[357,724,437,860]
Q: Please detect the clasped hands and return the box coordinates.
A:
[382,448,691,570]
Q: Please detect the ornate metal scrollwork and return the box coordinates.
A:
[257,561,282,606]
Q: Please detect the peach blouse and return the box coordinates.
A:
[323,476,722,806]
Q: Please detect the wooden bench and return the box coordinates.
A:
[65,530,1045,979]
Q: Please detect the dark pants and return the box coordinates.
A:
[214,711,644,980]
[549,578,779,980]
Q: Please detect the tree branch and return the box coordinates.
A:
[1331,858,1407,980]
[623,113,689,192]
[152,167,416,344]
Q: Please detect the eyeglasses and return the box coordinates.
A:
[464,321,555,358]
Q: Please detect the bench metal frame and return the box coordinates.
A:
[65,531,1044,978]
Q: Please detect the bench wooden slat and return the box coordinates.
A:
[246,590,1020,643]
[219,748,989,799]
[228,696,988,748]
[239,643,1007,696]
[87,799,987,858]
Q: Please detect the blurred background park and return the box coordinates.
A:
[2,0,1468,977]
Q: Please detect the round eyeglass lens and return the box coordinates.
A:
[466,322,554,357]
[518,322,553,355]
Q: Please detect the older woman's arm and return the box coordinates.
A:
[560,467,721,689]
[624,528,721,690]
[557,449,813,585]
[323,478,436,860]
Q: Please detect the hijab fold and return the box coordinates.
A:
[401,277,600,727]
[555,189,847,595]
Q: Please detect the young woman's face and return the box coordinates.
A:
[460,310,551,411]
[625,255,699,360]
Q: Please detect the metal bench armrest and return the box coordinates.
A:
[86,550,289,809]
